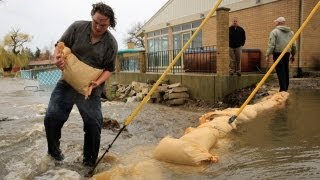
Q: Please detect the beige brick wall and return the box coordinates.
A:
[202,17,217,46]
[301,0,320,69]
[202,0,320,70]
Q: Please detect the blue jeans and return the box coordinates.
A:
[44,80,103,163]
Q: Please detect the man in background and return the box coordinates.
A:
[229,17,246,76]
[266,16,296,92]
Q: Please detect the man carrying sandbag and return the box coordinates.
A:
[44,2,118,167]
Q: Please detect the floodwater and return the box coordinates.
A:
[0,77,319,179]
[215,89,320,179]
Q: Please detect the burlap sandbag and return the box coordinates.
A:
[198,92,289,125]
[154,92,289,166]
[57,42,103,98]
[253,92,288,113]
[201,116,233,137]
[92,161,163,180]
[181,126,220,149]
[153,136,218,166]
[199,108,252,124]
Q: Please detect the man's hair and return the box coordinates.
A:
[91,2,116,29]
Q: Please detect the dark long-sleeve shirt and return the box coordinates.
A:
[229,26,246,48]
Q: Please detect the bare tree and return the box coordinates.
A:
[1,28,32,69]
[3,28,32,55]
[123,22,145,48]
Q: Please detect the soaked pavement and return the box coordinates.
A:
[0,77,319,179]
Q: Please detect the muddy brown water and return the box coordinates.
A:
[0,78,319,179]
[213,89,320,179]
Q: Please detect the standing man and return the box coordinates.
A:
[229,17,246,76]
[44,2,118,167]
[266,17,296,92]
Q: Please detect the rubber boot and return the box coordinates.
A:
[45,126,64,161]
[83,125,101,167]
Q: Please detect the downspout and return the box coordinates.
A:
[297,0,303,77]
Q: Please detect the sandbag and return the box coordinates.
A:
[57,42,103,98]
[92,161,163,180]
[153,136,218,166]
[199,108,250,125]
[253,92,288,113]
[203,116,234,137]
[154,92,289,166]
[181,126,219,149]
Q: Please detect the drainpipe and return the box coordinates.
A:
[297,0,303,77]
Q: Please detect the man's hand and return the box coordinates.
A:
[265,55,270,62]
[290,56,295,63]
[90,81,99,89]
[84,81,100,99]
[54,53,65,70]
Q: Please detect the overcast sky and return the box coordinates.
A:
[0,0,168,51]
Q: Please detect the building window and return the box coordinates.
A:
[147,35,169,68]
[173,26,181,32]
[147,28,168,52]
[147,39,154,52]
[147,32,154,37]
[146,21,202,69]
[173,34,181,50]
[154,37,160,52]
[161,36,168,51]
[192,31,202,48]
[192,21,201,28]
[154,30,161,36]
[182,23,191,31]
[161,29,168,35]
[173,20,203,49]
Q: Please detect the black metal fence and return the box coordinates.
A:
[146,46,216,74]
[117,45,262,73]
[118,46,217,74]
[119,55,140,72]
[145,50,181,73]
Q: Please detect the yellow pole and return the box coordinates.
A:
[228,0,320,124]
[124,0,223,125]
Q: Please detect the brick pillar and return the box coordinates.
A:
[216,7,230,75]
[139,51,146,73]
[140,33,148,73]
[167,26,174,64]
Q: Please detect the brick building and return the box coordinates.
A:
[137,0,320,72]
